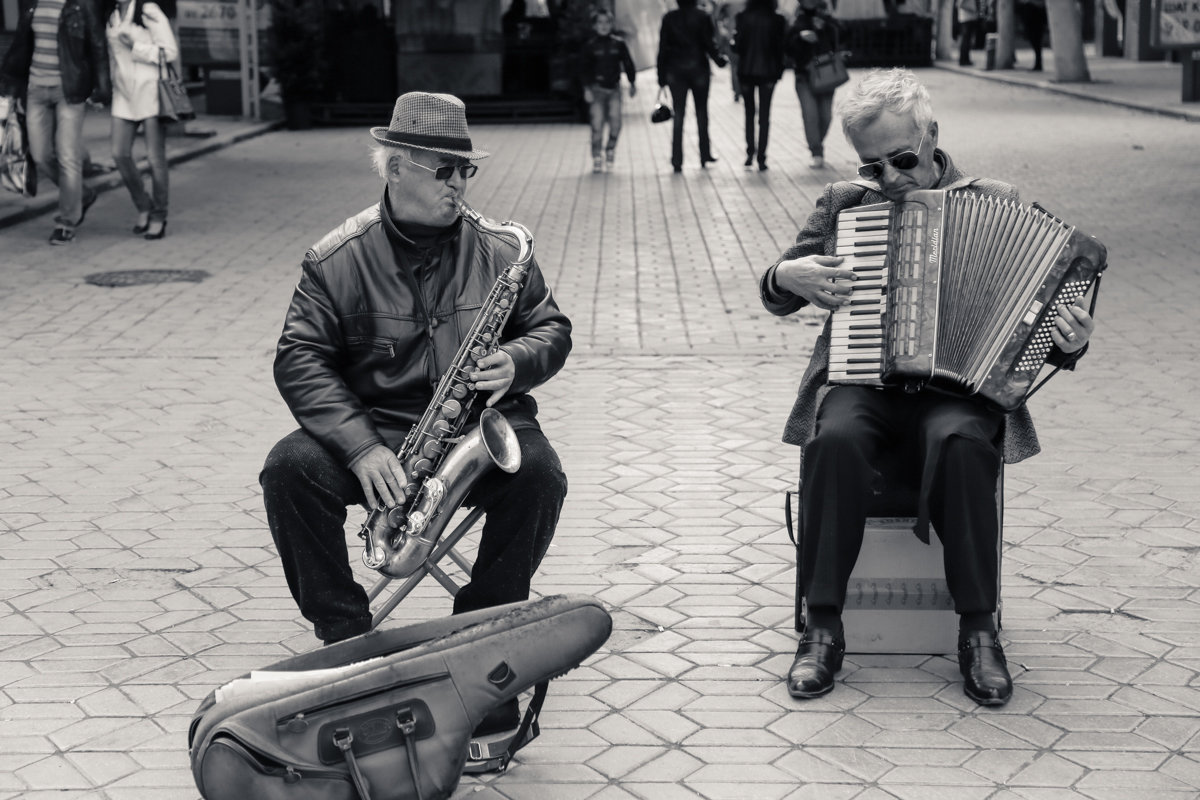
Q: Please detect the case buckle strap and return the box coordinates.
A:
[333,728,373,800]
[396,708,425,800]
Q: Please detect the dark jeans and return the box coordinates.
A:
[740,77,776,165]
[799,386,1003,616]
[959,19,979,65]
[666,70,712,168]
[260,426,567,643]
[112,116,169,222]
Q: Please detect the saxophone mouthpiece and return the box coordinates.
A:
[454,198,534,265]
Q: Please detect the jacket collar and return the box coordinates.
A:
[380,189,463,252]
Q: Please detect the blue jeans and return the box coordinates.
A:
[25,83,94,230]
[793,76,835,158]
[588,86,623,158]
[112,116,169,222]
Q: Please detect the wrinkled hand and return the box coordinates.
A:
[773,255,858,311]
[469,350,515,407]
[1050,298,1093,353]
[349,444,407,509]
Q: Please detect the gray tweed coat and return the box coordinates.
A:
[759,149,1085,465]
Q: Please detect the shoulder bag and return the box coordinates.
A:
[158,48,195,122]
[806,50,849,94]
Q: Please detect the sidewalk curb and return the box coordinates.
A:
[933,61,1200,123]
[0,118,283,231]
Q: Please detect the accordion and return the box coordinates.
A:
[829,189,1107,412]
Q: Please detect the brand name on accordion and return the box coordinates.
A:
[927,226,941,264]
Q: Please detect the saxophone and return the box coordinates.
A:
[359,198,533,578]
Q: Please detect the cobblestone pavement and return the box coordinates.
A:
[1,63,1198,800]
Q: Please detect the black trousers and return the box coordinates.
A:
[666,70,713,168]
[740,77,777,165]
[799,386,1003,616]
[959,20,979,65]
[261,426,567,643]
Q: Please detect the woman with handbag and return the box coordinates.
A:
[786,0,843,170]
[104,0,177,239]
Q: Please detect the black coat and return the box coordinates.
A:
[785,10,841,71]
[0,0,111,103]
[657,6,725,84]
[734,7,787,81]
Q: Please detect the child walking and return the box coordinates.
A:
[579,10,636,173]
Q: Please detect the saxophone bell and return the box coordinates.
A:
[360,408,521,578]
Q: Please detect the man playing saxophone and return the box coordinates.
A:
[260,91,572,722]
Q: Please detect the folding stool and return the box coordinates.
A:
[787,453,1004,655]
[366,506,484,630]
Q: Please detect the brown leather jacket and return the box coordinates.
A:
[274,192,572,466]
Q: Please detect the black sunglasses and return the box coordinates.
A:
[856,130,927,180]
[407,158,478,181]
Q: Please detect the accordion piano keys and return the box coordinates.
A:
[828,203,893,384]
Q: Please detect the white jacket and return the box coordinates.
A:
[106,1,178,121]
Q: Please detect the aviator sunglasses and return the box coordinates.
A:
[856,129,927,180]
[407,158,478,180]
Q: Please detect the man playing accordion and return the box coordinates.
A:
[759,68,1095,706]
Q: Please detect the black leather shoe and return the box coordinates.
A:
[786,627,845,699]
[701,156,718,168]
[958,631,1013,706]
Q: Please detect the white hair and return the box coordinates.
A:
[369,142,410,178]
[837,68,934,140]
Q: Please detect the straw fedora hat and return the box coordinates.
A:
[370,92,489,160]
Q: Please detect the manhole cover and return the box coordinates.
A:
[85,269,210,287]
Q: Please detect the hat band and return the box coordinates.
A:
[380,130,474,152]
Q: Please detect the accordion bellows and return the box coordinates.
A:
[830,189,1108,411]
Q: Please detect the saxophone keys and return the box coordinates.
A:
[450,384,469,400]
[432,419,452,436]
[442,399,462,418]
[421,440,443,458]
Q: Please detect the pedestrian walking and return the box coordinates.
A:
[104,0,178,239]
[759,68,1095,708]
[579,9,636,174]
[734,0,786,171]
[1017,0,1048,71]
[656,0,728,173]
[0,0,110,245]
[786,0,841,169]
[259,91,572,741]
